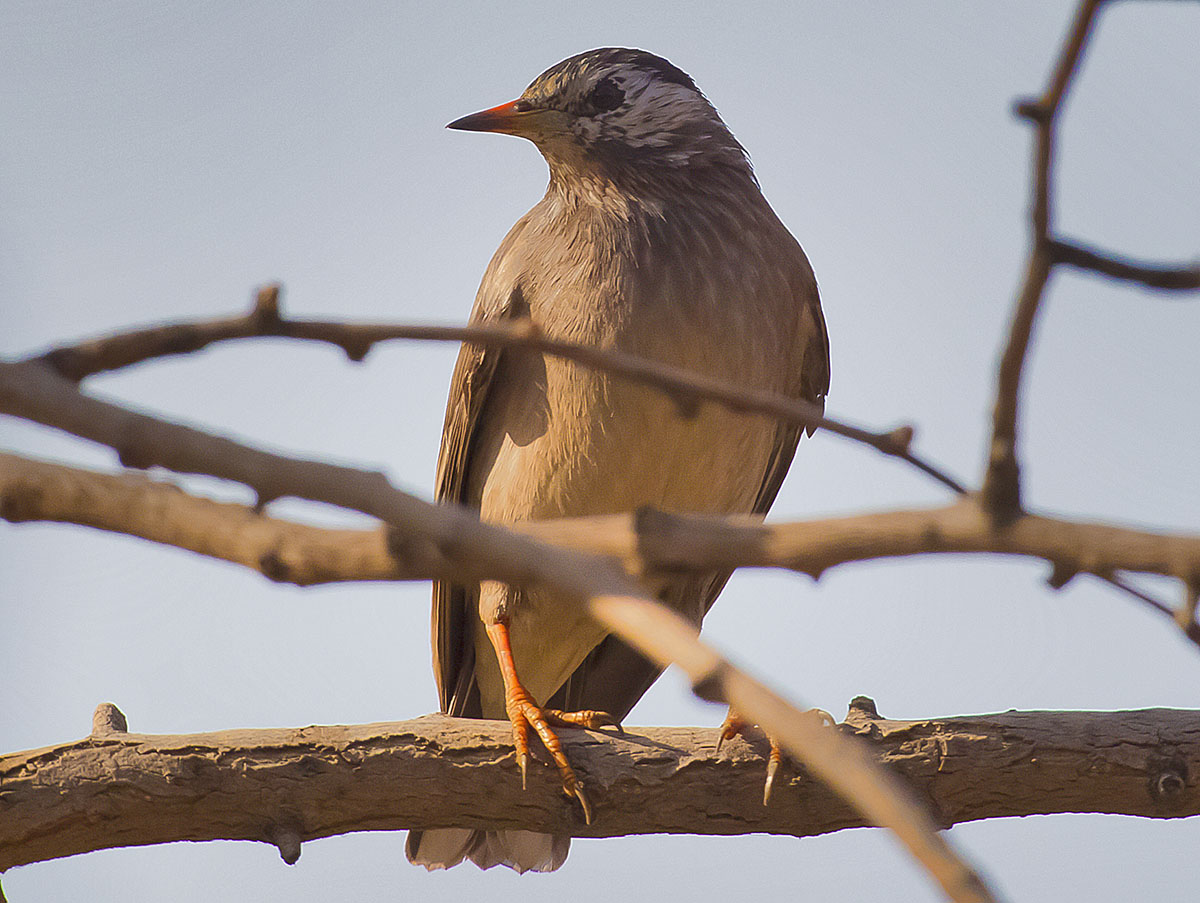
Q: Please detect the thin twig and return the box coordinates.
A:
[1048,239,1200,291]
[1095,573,1173,617]
[983,0,1106,519]
[1095,573,1200,649]
[25,287,967,496]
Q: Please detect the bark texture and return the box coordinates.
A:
[2,701,1197,871]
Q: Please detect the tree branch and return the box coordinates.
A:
[4,701,1197,873]
[0,452,404,585]
[1048,238,1200,291]
[984,0,1105,518]
[0,363,994,901]
[24,285,967,495]
[6,452,1200,640]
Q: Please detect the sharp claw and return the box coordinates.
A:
[518,750,528,791]
[572,783,593,825]
[717,709,747,755]
[763,755,779,806]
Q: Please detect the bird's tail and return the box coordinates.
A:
[406,828,569,874]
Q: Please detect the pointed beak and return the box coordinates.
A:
[447,99,535,135]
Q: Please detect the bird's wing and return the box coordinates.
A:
[432,283,530,717]
[743,279,830,516]
[550,278,829,720]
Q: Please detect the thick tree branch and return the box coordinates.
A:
[0,452,404,585]
[5,453,1200,644]
[3,702,1197,873]
[0,363,992,901]
[24,286,967,495]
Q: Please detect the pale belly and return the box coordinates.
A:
[469,348,785,715]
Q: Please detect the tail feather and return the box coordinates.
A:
[406,828,569,874]
[405,828,474,871]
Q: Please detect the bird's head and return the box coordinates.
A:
[448,48,752,188]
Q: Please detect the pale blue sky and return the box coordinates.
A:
[3,2,1199,900]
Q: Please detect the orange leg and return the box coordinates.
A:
[718,707,835,806]
[485,621,621,824]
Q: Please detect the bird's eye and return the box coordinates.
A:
[587,77,625,113]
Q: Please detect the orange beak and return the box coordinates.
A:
[446,100,534,134]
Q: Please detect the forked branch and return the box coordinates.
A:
[982,0,1200,518]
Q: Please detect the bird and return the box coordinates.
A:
[406,47,829,874]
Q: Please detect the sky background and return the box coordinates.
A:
[3,1,1199,900]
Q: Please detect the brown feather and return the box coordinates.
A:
[414,46,829,874]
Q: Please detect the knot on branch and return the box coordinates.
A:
[91,702,128,736]
[267,823,303,865]
[1046,561,1080,590]
[845,697,885,735]
[116,445,154,471]
[1013,98,1051,124]
[1147,755,1189,805]
[252,285,282,326]
[258,550,294,584]
[0,482,39,523]
[883,425,915,455]
[848,696,881,720]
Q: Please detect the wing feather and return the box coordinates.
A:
[431,286,529,716]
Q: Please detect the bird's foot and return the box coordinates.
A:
[486,621,620,825]
[502,683,621,824]
[717,707,835,805]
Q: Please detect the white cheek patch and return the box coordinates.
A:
[614,73,709,149]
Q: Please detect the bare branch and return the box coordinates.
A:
[9,449,1200,585]
[24,287,967,495]
[0,360,993,902]
[1048,239,1200,291]
[8,452,1200,592]
[8,452,1200,651]
[984,0,1106,518]
[3,703,1197,875]
[0,452,404,586]
[1097,573,1174,618]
